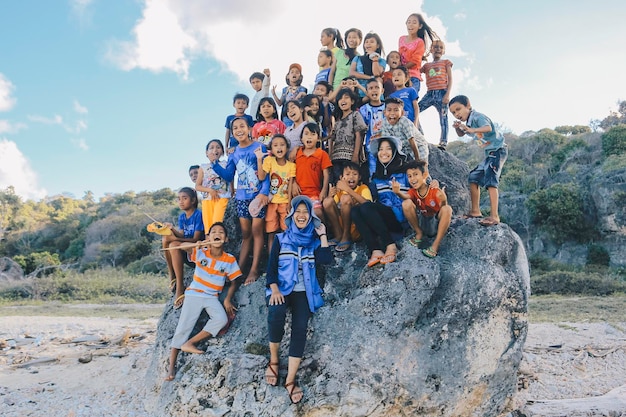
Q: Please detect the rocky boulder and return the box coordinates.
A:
[0,257,24,282]
[143,218,529,417]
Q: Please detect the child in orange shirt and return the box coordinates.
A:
[293,122,332,220]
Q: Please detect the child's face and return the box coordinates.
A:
[302,127,319,150]
[366,81,382,101]
[392,68,407,88]
[206,141,223,161]
[387,52,401,69]
[341,167,361,189]
[250,77,263,92]
[270,138,288,159]
[188,168,199,183]
[286,102,303,122]
[259,101,275,120]
[231,119,250,143]
[293,203,310,229]
[288,68,301,85]
[406,15,422,36]
[208,224,227,244]
[320,31,333,47]
[377,141,394,164]
[233,98,248,114]
[313,84,329,97]
[407,168,427,189]
[384,103,404,125]
[337,93,353,113]
[305,98,320,116]
[178,192,193,210]
[317,52,332,68]
[431,42,445,59]
[345,31,362,49]
[449,102,471,122]
[363,37,378,54]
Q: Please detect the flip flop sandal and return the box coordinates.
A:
[284,381,303,404]
[173,294,185,310]
[327,238,340,246]
[380,252,397,264]
[146,221,172,236]
[335,241,352,252]
[408,236,422,247]
[265,362,279,387]
[461,213,483,219]
[422,246,438,258]
[169,278,177,293]
[367,254,383,268]
[479,217,500,227]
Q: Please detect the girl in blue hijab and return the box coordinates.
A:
[264,195,332,404]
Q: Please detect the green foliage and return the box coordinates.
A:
[601,124,626,157]
[554,125,591,135]
[599,100,626,130]
[12,251,61,275]
[587,244,610,266]
[526,183,592,243]
[531,271,625,296]
[17,269,169,303]
[550,138,588,172]
[602,153,626,172]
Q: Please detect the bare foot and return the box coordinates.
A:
[244,272,259,286]
[181,341,204,354]
[164,372,175,381]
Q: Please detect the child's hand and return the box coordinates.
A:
[208,189,219,201]
[256,194,270,207]
[314,222,327,237]
[254,147,267,160]
[228,146,236,155]
[272,85,277,94]
[391,178,401,194]
[223,299,238,315]
[335,180,350,192]
[263,68,270,77]
[163,222,174,229]
[328,184,337,197]
[291,183,301,198]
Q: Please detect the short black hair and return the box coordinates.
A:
[207,221,228,237]
[314,81,333,94]
[404,159,428,174]
[384,97,404,106]
[342,161,362,175]
[449,95,470,107]
[249,72,264,82]
[188,165,200,171]
[233,93,250,105]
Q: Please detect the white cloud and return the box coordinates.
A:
[0,139,47,200]
[107,0,467,91]
[454,13,466,21]
[28,114,64,125]
[0,74,16,112]
[71,138,89,151]
[73,99,88,114]
[66,120,88,134]
[0,120,27,134]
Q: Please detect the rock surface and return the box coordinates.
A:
[0,257,24,282]
[144,217,530,417]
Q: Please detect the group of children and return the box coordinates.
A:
[158,12,508,404]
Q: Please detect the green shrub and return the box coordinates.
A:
[532,271,625,295]
[602,153,626,172]
[587,244,610,266]
[602,124,626,157]
[526,183,593,243]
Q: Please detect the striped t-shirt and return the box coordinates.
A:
[186,249,242,298]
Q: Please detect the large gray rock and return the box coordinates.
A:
[0,257,24,282]
[143,219,529,417]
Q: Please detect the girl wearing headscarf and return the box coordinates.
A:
[264,196,332,404]
[351,136,410,267]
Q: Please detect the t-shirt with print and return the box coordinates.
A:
[466,110,505,154]
[315,68,331,83]
[252,119,286,146]
[200,161,231,200]
[421,59,453,91]
[178,210,204,239]
[398,36,425,80]
[295,148,333,198]
[390,87,419,123]
[262,156,296,204]
[186,249,242,298]
[359,102,386,148]
[212,141,270,200]
[408,186,443,218]
[330,111,368,162]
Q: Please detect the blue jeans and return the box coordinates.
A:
[410,77,421,99]
[418,89,449,144]
[468,147,508,189]
[267,291,311,358]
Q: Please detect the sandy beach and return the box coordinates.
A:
[1,307,625,416]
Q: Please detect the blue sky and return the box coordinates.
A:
[1,0,625,200]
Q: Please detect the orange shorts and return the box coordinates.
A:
[265,202,289,233]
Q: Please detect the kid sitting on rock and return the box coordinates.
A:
[392,160,452,258]
[165,222,242,382]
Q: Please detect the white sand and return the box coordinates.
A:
[1,313,625,416]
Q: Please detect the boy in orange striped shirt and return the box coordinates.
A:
[165,222,242,381]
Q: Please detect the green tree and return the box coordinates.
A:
[601,124,626,157]
[526,183,593,244]
[599,100,626,130]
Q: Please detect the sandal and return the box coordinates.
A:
[380,252,397,264]
[367,252,384,268]
[335,241,352,253]
[169,278,176,293]
[479,217,500,227]
[408,236,422,247]
[284,381,303,404]
[327,238,340,246]
[462,213,483,219]
[265,362,279,386]
[173,294,185,310]
[422,246,437,258]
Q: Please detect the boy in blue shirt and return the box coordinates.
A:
[449,95,507,227]
[224,93,254,154]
